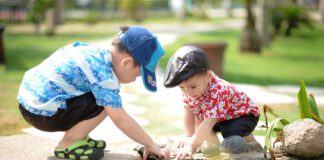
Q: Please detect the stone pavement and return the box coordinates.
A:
[0,134,141,160]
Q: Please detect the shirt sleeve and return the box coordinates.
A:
[183,94,190,108]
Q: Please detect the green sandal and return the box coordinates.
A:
[54,139,104,160]
[86,136,106,150]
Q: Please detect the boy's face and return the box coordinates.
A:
[111,47,141,84]
[120,58,141,83]
[179,71,211,98]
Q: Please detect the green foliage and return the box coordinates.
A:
[262,105,290,159]
[27,0,53,23]
[263,117,289,158]
[263,80,324,158]
[119,0,148,22]
[298,80,324,124]
[308,94,320,118]
[191,0,211,19]
[298,80,312,119]
[271,5,313,36]
[82,11,102,24]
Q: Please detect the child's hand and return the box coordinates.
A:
[176,144,194,160]
[177,137,192,148]
[143,143,170,160]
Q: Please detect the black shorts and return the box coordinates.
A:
[19,92,104,132]
[212,114,259,138]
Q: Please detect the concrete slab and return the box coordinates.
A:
[0,134,141,160]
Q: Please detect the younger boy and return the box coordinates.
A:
[163,45,260,159]
[17,26,170,160]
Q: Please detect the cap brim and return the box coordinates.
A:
[140,39,164,92]
[141,66,157,92]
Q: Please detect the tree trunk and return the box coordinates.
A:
[33,15,41,35]
[99,0,106,12]
[256,0,271,47]
[221,0,233,17]
[54,0,64,25]
[240,0,262,53]
[45,8,56,36]
[0,25,5,65]
[320,0,324,23]
[177,0,186,21]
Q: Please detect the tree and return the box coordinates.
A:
[271,4,313,36]
[28,0,53,35]
[256,0,271,47]
[120,0,148,22]
[54,0,64,25]
[221,0,233,17]
[240,0,262,53]
[194,0,209,19]
[45,0,64,36]
[170,0,186,21]
[320,0,324,23]
[0,25,5,65]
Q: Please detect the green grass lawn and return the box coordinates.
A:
[162,24,324,87]
[1,21,324,136]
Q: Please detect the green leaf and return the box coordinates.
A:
[264,118,289,156]
[264,105,281,118]
[297,80,312,119]
[308,93,321,118]
[311,113,324,125]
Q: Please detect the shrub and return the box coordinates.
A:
[271,5,313,36]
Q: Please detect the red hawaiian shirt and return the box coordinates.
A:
[183,74,260,122]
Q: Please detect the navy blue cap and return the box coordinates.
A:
[118,26,165,92]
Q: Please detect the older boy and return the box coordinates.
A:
[17,26,170,160]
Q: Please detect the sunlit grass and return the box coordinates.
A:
[0,67,28,135]
[162,23,324,87]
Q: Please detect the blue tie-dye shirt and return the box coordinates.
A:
[17,42,122,116]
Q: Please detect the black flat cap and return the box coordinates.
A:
[163,45,210,88]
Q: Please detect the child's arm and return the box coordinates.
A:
[176,118,217,159]
[191,118,218,149]
[178,107,195,148]
[105,107,170,160]
[183,107,195,137]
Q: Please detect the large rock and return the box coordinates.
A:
[220,136,250,154]
[283,118,324,158]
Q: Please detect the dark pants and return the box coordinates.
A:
[212,114,259,138]
[19,92,104,132]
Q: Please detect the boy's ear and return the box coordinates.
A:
[120,57,133,67]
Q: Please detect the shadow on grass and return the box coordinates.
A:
[6,46,52,71]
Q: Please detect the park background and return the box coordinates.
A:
[0,0,324,153]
